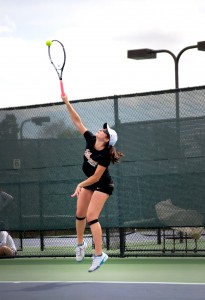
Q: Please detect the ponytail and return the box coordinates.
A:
[109,146,124,164]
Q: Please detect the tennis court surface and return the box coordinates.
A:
[0,257,205,300]
[1,282,205,300]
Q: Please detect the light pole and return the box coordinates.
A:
[18,116,50,243]
[127,41,205,89]
[127,41,205,119]
[19,116,50,139]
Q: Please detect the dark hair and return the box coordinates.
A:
[103,129,109,136]
[109,146,123,164]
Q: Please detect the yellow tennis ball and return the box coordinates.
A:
[46,40,52,46]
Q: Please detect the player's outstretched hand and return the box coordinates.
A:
[71,185,82,198]
[61,94,69,104]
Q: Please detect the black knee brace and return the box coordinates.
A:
[88,219,99,226]
[76,216,86,221]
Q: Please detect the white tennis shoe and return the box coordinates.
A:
[88,252,108,272]
[76,241,87,262]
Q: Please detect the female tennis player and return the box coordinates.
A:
[61,94,123,272]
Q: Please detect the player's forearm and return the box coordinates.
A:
[78,174,101,188]
[62,95,82,127]
[65,102,82,126]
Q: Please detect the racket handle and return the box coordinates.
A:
[60,80,65,96]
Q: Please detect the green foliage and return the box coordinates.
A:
[0,114,19,139]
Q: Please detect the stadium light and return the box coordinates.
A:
[127,49,157,60]
[31,117,50,126]
[20,116,50,139]
[128,41,205,89]
[197,41,205,51]
[127,40,205,118]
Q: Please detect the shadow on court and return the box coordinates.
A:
[0,282,205,300]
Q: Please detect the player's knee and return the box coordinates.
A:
[87,211,99,225]
[0,245,13,256]
[76,215,86,221]
[88,219,99,226]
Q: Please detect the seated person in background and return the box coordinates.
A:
[0,231,17,256]
[155,199,204,240]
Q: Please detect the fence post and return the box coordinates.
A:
[114,95,125,256]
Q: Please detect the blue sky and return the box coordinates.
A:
[1,0,205,108]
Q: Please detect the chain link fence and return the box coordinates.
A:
[1,86,205,257]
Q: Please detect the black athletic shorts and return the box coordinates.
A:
[84,182,114,196]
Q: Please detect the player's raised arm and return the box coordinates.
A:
[61,94,87,135]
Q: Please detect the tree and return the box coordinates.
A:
[0,114,19,139]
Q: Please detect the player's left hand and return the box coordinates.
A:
[71,185,82,198]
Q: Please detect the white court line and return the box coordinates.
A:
[0,281,205,285]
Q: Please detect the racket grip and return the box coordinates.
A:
[60,80,65,96]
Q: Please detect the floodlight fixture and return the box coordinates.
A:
[127,48,156,60]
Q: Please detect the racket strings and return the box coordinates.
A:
[49,41,65,70]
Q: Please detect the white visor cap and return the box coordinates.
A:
[103,123,118,146]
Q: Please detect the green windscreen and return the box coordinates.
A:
[1,87,205,231]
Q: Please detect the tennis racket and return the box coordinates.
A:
[47,40,66,96]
